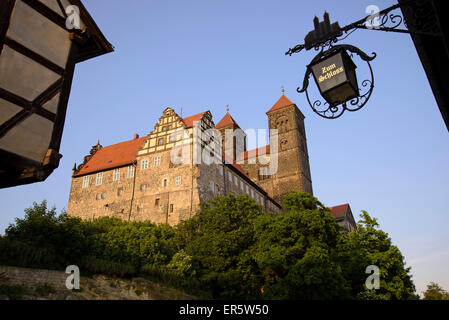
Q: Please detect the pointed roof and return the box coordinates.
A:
[182,112,206,128]
[267,94,295,113]
[215,112,240,129]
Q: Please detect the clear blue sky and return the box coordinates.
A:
[1,0,448,296]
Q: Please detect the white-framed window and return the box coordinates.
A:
[96,172,103,185]
[128,165,135,178]
[234,175,238,186]
[162,178,168,187]
[251,189,254,198]
[154,156,161,167]
[246,184,249,194]
[82,176,89,188]
[228,171,232,182]
[219,165,223,176]
[210,181,214,192]
[240,180,244,191]
[113,168,120,181]
[141,159,148,170]
[176,176,182,185]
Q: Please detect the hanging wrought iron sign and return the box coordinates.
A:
[286,1,442,119]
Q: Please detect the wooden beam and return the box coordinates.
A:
[21,0,67,31]
[0,0,15,55]
[5,37,65,75]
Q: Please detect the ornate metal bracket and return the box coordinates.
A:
[298,44,376,119]
[285,0,442,56]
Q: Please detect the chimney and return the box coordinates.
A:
[134,133,139,139]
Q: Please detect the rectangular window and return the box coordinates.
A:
[154,156,161,167]
[219,166,223,176]
[234,175,238,186]
[117,188,123,196]
[96,172,102,185]
[140,184,147,191]
[113,168,120,181]
[210,181,214,192]
[128,165,135,178]
[170,204,174,213]
[246,184,249,194]
[82,176,89,188]
[215,183,220,194]
[240,180,244,191]
[251,189,254,198]
[228,171,232,182]
[163,178,168,187]
[155,198,160,207]
[141,159,148,170]
[176,176,182,185]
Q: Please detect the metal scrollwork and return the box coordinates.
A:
[298,44,376,119]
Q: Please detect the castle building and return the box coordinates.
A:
[67,94,354,231]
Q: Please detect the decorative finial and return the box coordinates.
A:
[226,104,229,112]
[281,85,285,95]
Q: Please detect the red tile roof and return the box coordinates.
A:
[329,203,350,219]
[182,112,206,128]
[74,137,146,176]
[222,151,249,178]
[237,145,270,161]
[215,112,240,129]
[267,94,295,113]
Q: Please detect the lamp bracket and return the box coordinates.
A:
[285,0,442,56]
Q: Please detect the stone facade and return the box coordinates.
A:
[67,103,286,225]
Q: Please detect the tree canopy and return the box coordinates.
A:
[0,192,417,299]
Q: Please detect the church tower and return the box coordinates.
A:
[266,94,313,203]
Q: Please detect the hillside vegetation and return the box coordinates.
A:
[0,192,417,299]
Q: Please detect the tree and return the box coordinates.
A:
[338,211,417,300]
[422,282,449,300]
[251,191,351,299]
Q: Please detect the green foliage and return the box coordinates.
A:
[0,284,29,300]
[422,282,449,300]
[34,283,56,296]
[337,211,417,300]
[1,194,417,300]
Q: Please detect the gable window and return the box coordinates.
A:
[82,176,89,188]
[113,168,120,181]
[128,165,135,178]
[154,156,161,167]
[176,176,182,185]
[141,159,148,170]
[96,172,103,185]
